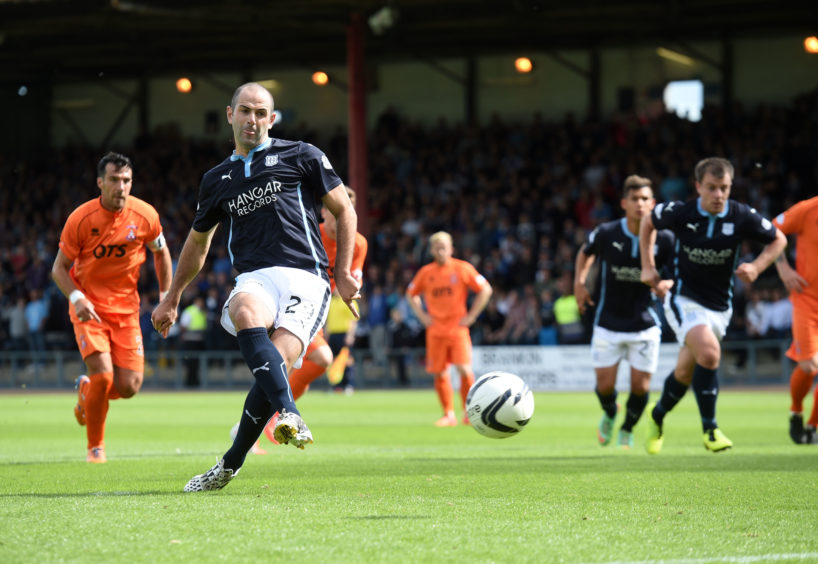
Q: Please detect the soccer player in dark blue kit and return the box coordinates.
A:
[574,175,674,449]
[151,82,360,491]
[639,157,786,454]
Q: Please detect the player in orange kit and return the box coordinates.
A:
[406,231,492,426]
[52,152,172,463]
[773,196,818,444]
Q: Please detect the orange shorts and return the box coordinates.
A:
[305,327,328,356]
[788,296,818,362]
[425,326,471,373]
[71,307,144,372]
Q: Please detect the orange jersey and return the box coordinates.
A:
[320,224,367,292]
[774,196,818,304]
[407,258,488,329]
[59,196,163,315]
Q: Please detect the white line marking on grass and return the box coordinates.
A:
[592,554,818,564]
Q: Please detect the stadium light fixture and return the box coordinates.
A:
[656,47,695,66]
[514,57,533,73]
[804,36,818,54]
[312,71,329,86]
[176,77,192,93]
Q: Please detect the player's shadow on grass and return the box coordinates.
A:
[351,515,432,520]
[0,491,167,498]
[404,453,818,473]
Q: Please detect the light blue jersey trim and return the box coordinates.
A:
[620,217,639,258]
[229,138,272,178]
[295,182,323,277]
[227,215,235,265]
[593,259,607,327]
[728,244,741,302]
[696,198,730,238]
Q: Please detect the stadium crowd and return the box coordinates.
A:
[1,89,816,372]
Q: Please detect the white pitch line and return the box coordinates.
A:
[590,554,818,564]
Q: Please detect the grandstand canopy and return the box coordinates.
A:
[1,0,815,83]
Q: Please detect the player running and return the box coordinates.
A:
[151,82,360,491]
[52,152,172,463]
[574,175,674,449]
[640,157,786,454]
[772,196,818,444]
[406,231,492,426]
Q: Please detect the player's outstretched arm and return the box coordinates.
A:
[152,244,173,301]
[638,213,660,288]
[462,281,493,327]
[405,293,431,328]
[774,250,808,294]
[323,184,361,318]
[736,228,787,285]
[151,227,215,336]
[51,249,101,323]
[573,247,595,314]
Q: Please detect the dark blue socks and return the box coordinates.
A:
[621,392,648,432]
[692,364,719,432]
[595,388,618,419]
[223,383,274,471]
[222,327,300,471]
[652,371,689,425]
[236,327,298,415]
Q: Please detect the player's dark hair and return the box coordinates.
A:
[694,157,734,183]
[622,174,652,197]
[97,152,132,179]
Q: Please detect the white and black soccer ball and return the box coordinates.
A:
[466,371,534,439]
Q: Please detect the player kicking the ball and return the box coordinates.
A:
[151,82,360,491]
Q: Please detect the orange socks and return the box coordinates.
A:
[85,372,113,449]
[790,366,814,414]
[289,359,327,401]
[460,371,475,412]
[107,385,121,400]
[434,374,454,414]
[811,384,818,428]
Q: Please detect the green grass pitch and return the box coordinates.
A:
[1,388,817,563]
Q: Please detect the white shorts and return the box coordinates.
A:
[221,266,331,360]
[664,293,731,345]
[591,325,661,373]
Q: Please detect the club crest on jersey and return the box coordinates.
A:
[722,222,734,236]
[266,155,278,167]
[450,274,457,284]
[126,224,137,241]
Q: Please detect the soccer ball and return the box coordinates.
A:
[466,371,534,439]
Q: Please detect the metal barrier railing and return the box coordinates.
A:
[0,339,793,390]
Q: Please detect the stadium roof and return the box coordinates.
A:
[1,0,815,83]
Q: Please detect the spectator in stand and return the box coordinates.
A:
[179,294,208,387]
[24,288,49,369]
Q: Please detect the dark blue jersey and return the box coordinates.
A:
[193,138,342,278]
[651,198,778,311]
[583,218,674,332]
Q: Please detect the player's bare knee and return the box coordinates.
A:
[697,350,721,370]
[115,371,142,397]
[310,346,332,368]
[801,357,818,375]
